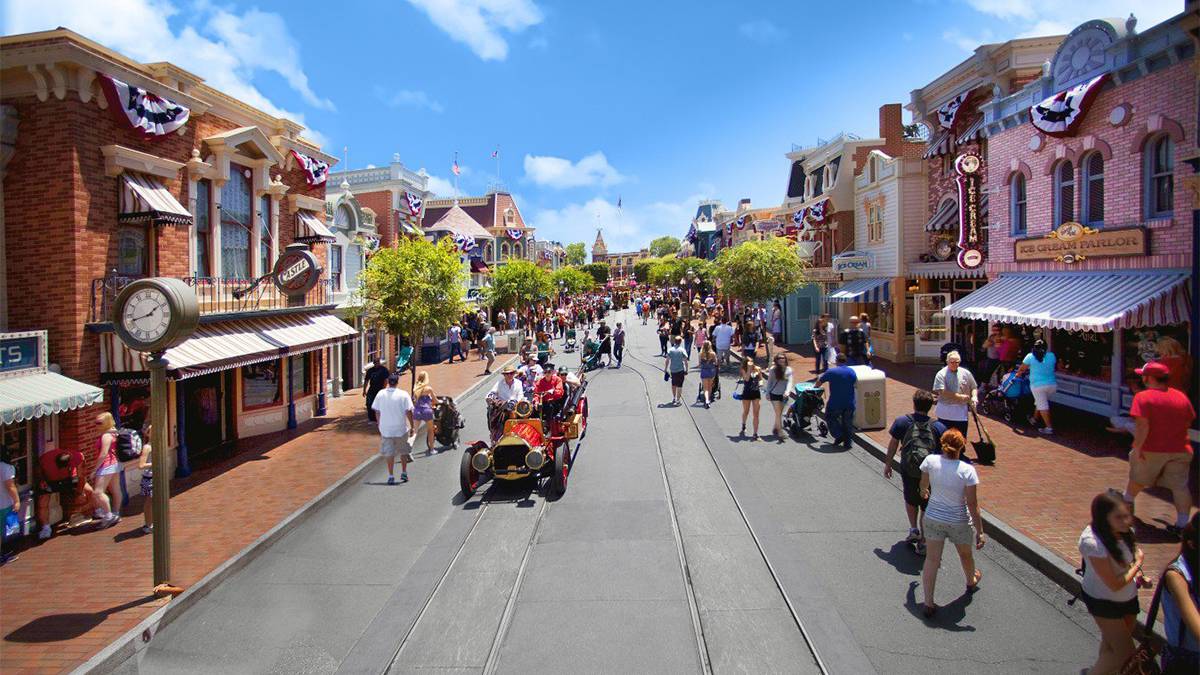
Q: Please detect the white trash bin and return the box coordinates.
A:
[849,365,887,431]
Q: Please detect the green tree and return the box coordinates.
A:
[647,257,712,290]
[483,260,553,314]
[578,262,609,285]
[713,238,808,305]
[648,235,682,258]
[632,257,662,284]
[565,242,588,266]
[551,266,593,296]
[353,236,466,388]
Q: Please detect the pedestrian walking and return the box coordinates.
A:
[657,317,670,356]
[979,326,1003,386]
[698,343,717,408]
[412,372,438,455]
[918,429,984,619]
[1022,339,1057,434]
[765,354,793,440]
[136,424,154,535]
[740,320,760,365]
[372,373,415,484]
[839,316,868,366]
[363,357,390,422]
[664,336,689,406]
[613,322,626,367]
[812,317,829,374]
[90,412,122,527]
[713,318,735,370]
[1161,513,1200,673]
[447,323,466,363]
[770,302,784,346]
[932,351,977,436]
[1078,491,1145,674]
[1123,361,1195,535]
[0,447,20,565]
[738,359,764,439]
[884,390,947,556]
[996,326,1022,374]
[508,310,518,332]
[597,321,612,367]
[823,313,837,354]
[818,353,858,448]
[482,327,497,374]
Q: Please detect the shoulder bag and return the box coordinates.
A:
[1121,582,1165,675]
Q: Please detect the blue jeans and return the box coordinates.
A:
[814,345,828,372]
[826,407,855,444]
[448,343,465,362]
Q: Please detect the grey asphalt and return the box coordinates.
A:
[110,308,1101,675]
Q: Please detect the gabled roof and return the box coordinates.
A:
[425,205,492,239]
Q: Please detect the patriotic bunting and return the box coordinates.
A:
[807,199,830,225]
[290,149,330,186]
[452,233,477,253]
[98,73,190,138]
[1030,74,1108,138]
[792,209,805,224]
[685,223,697,242]
[735,216,747,230]
[405,191,423,217]
[936,90,970,130]
[506,229,524,240]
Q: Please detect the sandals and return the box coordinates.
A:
[966,570,983,593]
[922,604,937,619]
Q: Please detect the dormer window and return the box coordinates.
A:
[334,204,355,231]
[809,168,824,199]
[824,157,841,190]
[504,208,516,226]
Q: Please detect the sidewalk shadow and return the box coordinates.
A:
[904,581,976,632]
[874,541,924,576]
[812,442,848,454]
[4,595,160,643]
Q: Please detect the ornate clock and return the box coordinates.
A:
[1051,22,1114,89]
[112,277,200,353]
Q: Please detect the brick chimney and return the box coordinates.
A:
[737,198,752,210]
[879,103,904,142]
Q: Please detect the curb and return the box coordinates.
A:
[76,358,512,675]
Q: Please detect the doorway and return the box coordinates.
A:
[182,371,231,455]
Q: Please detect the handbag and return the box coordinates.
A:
[1121,582,1165,675]
[970,408,996,465]
[3,509,20,543]
[663,370,670,382]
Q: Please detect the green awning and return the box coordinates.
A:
[0,372,104,425]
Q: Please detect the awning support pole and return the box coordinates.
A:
[286,355,298,430]
[174,380,191,478]
[316,348,328,416]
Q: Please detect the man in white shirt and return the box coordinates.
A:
[371,374,415,484]
[490,366,526,403]
[933,351,978,437]
[712,319,736,370]
[823,313,838,349]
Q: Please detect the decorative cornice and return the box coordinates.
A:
[287,193,325,214]
[101,144,184,180]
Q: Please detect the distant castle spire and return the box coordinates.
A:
[592,228,608,263]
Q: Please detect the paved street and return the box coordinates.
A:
[114,310,1100,674]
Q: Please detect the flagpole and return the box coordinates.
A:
[495,146,501,187]
[453,151,459,204]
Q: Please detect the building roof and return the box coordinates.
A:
[424,191,529,232]
[425,205,492,239]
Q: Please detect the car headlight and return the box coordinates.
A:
[525,449,545,470]
[471,451,492,472]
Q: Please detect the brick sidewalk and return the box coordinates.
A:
[762,342,1195,601]
[0,355,511,674]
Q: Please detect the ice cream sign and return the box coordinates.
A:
[832,251,874,273]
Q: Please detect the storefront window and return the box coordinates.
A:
[2,421,33,489]
[242,360,282,409]
[1122,325,1191,387]
[116,226,148,276]
[116,383,151,432]
[195,179,212,276]
[289,353,312,398]
[1051,329,1112,382]
[367,328,380,362]
[876,301,895,334]
[258,195,272,276]
[221,164,252,279]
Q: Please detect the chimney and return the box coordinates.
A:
[879,103,904,142]
[738,198,752,210]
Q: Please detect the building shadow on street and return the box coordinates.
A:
[4,595,160,643]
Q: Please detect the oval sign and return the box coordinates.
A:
[273,248,321,297]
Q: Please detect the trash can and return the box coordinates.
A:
[849,365,886,431]
[506,332,520,354]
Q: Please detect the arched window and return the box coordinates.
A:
[514,243,523,259]
[1010,173,1027,235]
[504,208,515,226]
[220,164,253,278]
[484,242,494,261]
[1144,135,1174,218]
[334,203,354,230]
[1081,152,1104,227]
[1053,160,1074,227]
[501,241,510,259]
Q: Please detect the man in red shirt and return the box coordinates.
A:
[1123,362,1195,534]
[534,368,565,421]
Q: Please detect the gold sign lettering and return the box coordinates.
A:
[1013,224,1147,263]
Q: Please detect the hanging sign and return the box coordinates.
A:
[1030,74,1108,137]
[1014,223,1147,264]
[832,251,875,273]
[290,149,329,186]
[272,245,322,297]
[954,152,985,270]
[99,73,190,138]
[0,331,44,376]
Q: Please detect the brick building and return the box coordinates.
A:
[945,10,1196,415]
[0,29,347,523]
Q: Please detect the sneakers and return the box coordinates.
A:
[905,528,921,543]
[38,525,51,540]
[1038,427,1054,435]
[141,524,153,535]
[400,472,409,482]
[387,475,396,485]
[102,514,120,528]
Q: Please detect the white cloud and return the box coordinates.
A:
[373,86,445,113]
[523,152,625,189]
[529,193,703,255]
[942,28,995,52]
[426,174,457,198]
[2,0,331,137]
[405,0,543,61]
[738,19,786,43]
[959,0,1181,39]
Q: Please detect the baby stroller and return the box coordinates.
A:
[783,382,827,438]
[581,338,603,372]
[694,371,722,403]
[564,328,578,353]
[981,367,1035,426]
[434,396,464,448]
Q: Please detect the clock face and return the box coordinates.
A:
[1053,26,1111,88]
[121,287,173,346]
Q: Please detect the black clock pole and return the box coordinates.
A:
[148,350,171,586]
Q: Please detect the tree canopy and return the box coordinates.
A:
[578,262,609,285]
[647,256,712,289]
[482,260,553,311]
[713,238,809,304]
[648,235,682,258]
[632,257,663,284]
[564,242,588,266]
[551,266,594,296]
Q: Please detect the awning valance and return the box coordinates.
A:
[925,199,958,232]
[907,261,987,279]
[944,271,1192,332]
[828,277,891,303]
[0,372,104,425]
[119,173,192,226]
[956,117,986,145]
[101,312,357,381]
[296,211,336,244]
[923,130,952,159]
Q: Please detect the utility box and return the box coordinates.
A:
[849,365,887,430]
[506,332,520,354]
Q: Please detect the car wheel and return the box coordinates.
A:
[550,445,569,498]
[460,449,479,497]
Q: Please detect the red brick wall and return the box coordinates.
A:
[986,60,1196,274]
[355,189,395,247]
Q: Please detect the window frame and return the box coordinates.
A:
[116,223,149,277]
[1053,160,1075,227]
[1144,135,1174,219]
[258,194,272,277]
[1080,152,1104,228]
[330,244,343,290]
[289,353,312,398]
[220,163,254,279]
[241,359,283,410]
[195,179,212,277]
[1010,173,1028,236]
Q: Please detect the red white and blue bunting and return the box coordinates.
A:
[807,198,830,225]
[405,191,423,217]
[1030,74,1108,138]
[735,216,747,230]
[685,223,697,242]
[505,229,524,241]
[290,149,329,186]
[792,209,805,225]
[936,90,970,130]
[452,233,477,253]
[99,73,190,138]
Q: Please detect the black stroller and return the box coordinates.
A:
[695,372,722,403]
[784,383,827,438]
[434,396,464,448]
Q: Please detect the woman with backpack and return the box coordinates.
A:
[412,372,439,455]
[1078,491,1147,674]
[91,412,122,528]
[1161,513,1200,673]
[765,354,794,440]
[918,428,984,618]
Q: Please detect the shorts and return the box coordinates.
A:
[900,472,928,509]
[741,390,761,401]
[670,371,686,388]
[1080,591,1139,620]
[95,462,121,478]
[923,516,975,546]
[1129,451,1192,492]
[380,435,414,461]
[1031,385,1056,411]
[769,393,784,402]
[939,419,969,436]
[140,472,153,497]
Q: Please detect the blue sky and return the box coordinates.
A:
[3,0,1184,252]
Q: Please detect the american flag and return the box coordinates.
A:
[792,208,805,224]
[452,153,461,176]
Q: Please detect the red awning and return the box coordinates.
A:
[119,173,192,226]
[296,211,336,244]
[470,259,490,274]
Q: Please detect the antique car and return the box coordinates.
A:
[460,369,588,498]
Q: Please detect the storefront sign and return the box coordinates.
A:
[954,152,984,270]
[272,245,322,297]
[0,332,43,376]
[832,251,874,273]
[1014,223,1148,264]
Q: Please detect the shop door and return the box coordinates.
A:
[183,372,224,454]
[785,285,819,347]
[914,293,951,362]
[342,341,356,392]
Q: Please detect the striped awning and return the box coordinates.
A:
[956,117,986,145]
[296,211,336,244]
[922,130,952,159]
[0,372,104,425]
[100,312,357,381]
[827,277,891,303]
[944,271,1192,332]
[119,173,192,226]
[925,199,957,231]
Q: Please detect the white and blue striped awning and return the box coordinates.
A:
[0,372,104,425]
[827,277,891,303]
[944,271,1192,332]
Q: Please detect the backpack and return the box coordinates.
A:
[114,428,143,463]
[901,415,937,478]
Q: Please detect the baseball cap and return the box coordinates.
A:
[1134,361,1170,378]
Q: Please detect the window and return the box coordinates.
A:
[1010,173,1027,235]
[2,421,32,490]
[289,353,312,397]
[242,360,282,409]
[501,241,510,259]
[786,161,805,198]
[195,179,212,276]
[825,156,841,189]
[514,243,523,258]
[1081,152,1104,227]
[221,164,252,278]
[809,168,824,198]
[504,208,515,226]
[1145,135,1174,218]
[330,244,343,290]
[867,203,884,243]
[1053,160,1074,226]
[345,243,362,289]
[116,225,148,276]
[485,242,494,260]
[335,204,354,230]
[258,195,272,276]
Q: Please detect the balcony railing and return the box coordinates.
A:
[89,274,333,324]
